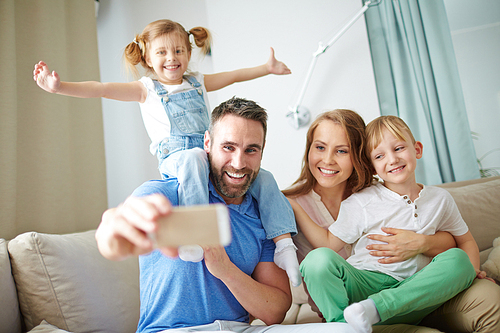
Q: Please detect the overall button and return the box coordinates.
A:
[197,89,203,95]
[163,148,169,155]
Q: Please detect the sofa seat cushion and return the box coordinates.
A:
[0,239,23,333]
[8,230,140,333]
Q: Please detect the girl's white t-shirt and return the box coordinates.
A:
[138,72,210,155]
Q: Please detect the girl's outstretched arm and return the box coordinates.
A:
[287,197,345,252]
[204,47,291,92]
[33,61,147,103]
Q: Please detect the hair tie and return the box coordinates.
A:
[188,33,195,45]
[133,38,143,52]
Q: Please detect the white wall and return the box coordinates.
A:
[443,0,500,176]
[96,0,380,208]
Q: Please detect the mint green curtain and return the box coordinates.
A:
[364,0,480,185]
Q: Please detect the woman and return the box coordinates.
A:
[283,109,500,333]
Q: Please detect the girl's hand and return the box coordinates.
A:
[266,47,291,75]
[33,61,61,93]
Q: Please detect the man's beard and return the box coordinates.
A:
[209,157,258,199]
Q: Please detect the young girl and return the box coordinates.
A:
[284,110,499,332]
[33,19,300,286]
[289,115,484,333]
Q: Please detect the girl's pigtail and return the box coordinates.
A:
[122,35,147,79]
[189,27,212,56]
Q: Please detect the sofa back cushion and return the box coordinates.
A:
[8,230,140,333]
[440,177,500,252]
[0,239,23,333]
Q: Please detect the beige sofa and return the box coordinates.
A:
[2,177,500,333]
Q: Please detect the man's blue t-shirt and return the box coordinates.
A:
[133,178,276,333]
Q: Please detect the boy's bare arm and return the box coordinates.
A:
[454,231,481,270]
[455,232,496,282]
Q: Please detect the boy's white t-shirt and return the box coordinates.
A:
[329,182,469,281]
[138,72,210,155]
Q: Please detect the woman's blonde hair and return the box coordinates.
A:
[283,109,374,198]
[365,115,415,153]
[123,19,212,79]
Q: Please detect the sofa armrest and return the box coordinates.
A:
[8,230,140,333]
[0,239,23,333]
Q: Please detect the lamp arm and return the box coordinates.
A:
[288,0,380,129]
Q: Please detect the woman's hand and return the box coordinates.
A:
[366,227,427,264]
[367,228,457,264]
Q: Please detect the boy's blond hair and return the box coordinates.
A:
[365,115,416,153]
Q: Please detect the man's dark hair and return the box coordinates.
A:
[209,97,268,139]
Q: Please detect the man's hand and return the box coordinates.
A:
[202,245,291,325]
[366,227,427,264]
[202,245,235,280]
[95,194,177,261]
[266,47,291,75]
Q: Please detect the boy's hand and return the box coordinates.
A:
[33,61,61,93]
[476,269,496,283]
[266,47,291,75]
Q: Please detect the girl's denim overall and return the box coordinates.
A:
[154,76,209,207]
[153,77,296,239]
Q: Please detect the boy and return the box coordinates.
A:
[294,116,485,333]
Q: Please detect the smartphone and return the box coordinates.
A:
[151,203,231,248]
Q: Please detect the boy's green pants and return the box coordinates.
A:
[300,247,476,325]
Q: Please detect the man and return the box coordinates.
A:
[95,97,355,333]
